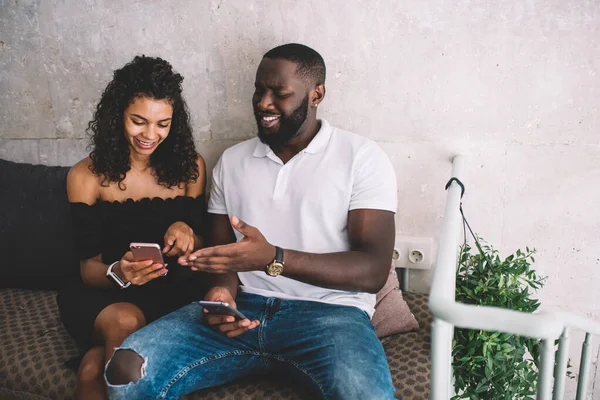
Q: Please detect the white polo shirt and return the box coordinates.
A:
[207,120,397,317]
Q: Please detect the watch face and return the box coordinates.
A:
[267,262,284,276]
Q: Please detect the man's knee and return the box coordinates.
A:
[105,348,145,385]
[330,365,394,400]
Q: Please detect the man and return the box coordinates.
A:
[105,43,398,400]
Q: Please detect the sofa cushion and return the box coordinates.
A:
[0,289,79,400]
[0,288,431,400]
[0,159,79,289]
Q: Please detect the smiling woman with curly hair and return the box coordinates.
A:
[89,55,199,188]
[57,55,209,400]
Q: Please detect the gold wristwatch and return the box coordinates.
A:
[266,246,284,277]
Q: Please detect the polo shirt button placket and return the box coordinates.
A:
[273,167,287,200]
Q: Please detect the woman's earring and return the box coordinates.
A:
[312,103,318,108]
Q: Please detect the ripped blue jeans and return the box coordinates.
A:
[105,292,395,400]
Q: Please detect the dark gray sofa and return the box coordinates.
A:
[0,158,431,400]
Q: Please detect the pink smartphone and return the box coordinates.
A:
[130,242,164,264]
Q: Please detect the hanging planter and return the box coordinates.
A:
[452,240,545,399]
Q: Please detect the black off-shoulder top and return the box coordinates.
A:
[70,194,207,274]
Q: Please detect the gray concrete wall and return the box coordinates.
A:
[1,0,599,396]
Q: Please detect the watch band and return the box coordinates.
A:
[106,261,131,289]
[274,246,284,263]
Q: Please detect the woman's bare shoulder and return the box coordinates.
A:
[67,157,100,204]
[185,153,206,197]
[195,153,206,176]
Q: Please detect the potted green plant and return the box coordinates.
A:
[452,240,545,399]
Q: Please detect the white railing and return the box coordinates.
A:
[429,155,600,400]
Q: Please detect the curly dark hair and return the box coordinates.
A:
[88,55,198,188]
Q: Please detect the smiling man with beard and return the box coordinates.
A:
[106,43,398,400]
[252,47,320,160]
[255,90,310,150]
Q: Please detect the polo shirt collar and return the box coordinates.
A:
[252,119,332,158]
[303,119,332,154]
[253,140,271,158]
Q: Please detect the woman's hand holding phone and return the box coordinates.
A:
[163,221,195,257]
[114,250,168,286]
[202,286,260,338]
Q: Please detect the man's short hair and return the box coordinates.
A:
[263,43,326,87]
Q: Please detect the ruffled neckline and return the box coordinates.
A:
[70,194,204,207]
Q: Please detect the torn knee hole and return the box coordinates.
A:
[106,348,145,385]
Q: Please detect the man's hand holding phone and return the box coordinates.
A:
[202,286,260,338]
[113,244,168,286]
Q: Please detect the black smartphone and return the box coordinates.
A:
[197,301,249,320]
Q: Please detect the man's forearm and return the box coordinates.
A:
[280,249,390,293]
[190,211,395,294]
[276,209,395,293]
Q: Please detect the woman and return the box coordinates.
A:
[57,55,208,399]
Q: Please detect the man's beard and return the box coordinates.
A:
[256,95,309,149]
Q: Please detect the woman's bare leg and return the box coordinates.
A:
[74,302,147,400]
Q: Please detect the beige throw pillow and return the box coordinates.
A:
[372,262,420,338]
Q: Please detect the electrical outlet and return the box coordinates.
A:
[393,235,435,270]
